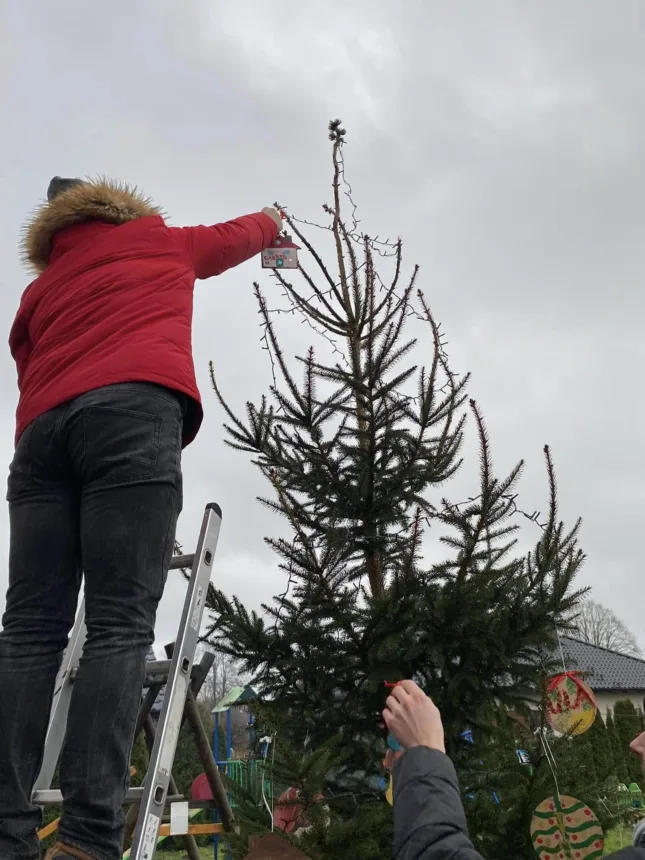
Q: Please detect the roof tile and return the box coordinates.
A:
[558,636,645,692]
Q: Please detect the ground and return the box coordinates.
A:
[156,848,219,859]
[152,826,635,858]
[604,824,636,853]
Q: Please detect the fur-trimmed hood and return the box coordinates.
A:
[21,177,164,275]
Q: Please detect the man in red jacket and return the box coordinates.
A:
[0,176,282,860]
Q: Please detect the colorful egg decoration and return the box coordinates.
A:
[385,773,393,806]
[545,672,597,736]
[530,795,604,860]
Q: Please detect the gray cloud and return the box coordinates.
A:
[1,0,644,650]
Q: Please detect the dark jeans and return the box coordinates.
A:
[0,383,184,860]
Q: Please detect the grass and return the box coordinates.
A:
[604,824,634,854]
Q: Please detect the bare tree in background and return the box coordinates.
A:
[573,599,642,657]
[197,645,245,710]
[173,544,246,708]
[196,646,250,754]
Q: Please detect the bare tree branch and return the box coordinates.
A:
[571,599,642,657]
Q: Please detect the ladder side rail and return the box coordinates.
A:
[33,598,87,792]
[129,503,223,860]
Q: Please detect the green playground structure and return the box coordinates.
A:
[225,759,272,807]
[616,781,643,809]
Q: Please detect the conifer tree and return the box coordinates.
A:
[614,700,643,784]
[607,710,631,785]
[129,733,148,788]
[204,119,587,857]
[586,711,615,784]
[222,711,393,860]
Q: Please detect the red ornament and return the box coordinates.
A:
[273,786,325,834]
[545,672,597,736]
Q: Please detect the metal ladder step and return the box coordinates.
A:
[33,788,185,805]
[169,554,194,570]
[68,659,199,683]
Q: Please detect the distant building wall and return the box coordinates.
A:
[594,690,644,718]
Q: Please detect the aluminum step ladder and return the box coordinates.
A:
[32,502,234,860]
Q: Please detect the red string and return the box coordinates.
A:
[546,671,584,693]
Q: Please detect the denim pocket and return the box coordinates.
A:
[83,406,162,486]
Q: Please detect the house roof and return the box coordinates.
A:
[244,832,310,859]
[558,635,645,693]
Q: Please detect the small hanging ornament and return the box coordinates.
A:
[261,233,300,270]
[530,795,604,860]
[381,683,404,806]
[273,786,326,834]
[545,671,597,736]
[381,733,403,805]
[385,773,393,805]
[516,749,531,766]
[387,733,402,752]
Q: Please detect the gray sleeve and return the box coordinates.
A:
[634,818,645,847]
[393,747,485,860]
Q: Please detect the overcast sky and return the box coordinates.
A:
[2,0,645,652]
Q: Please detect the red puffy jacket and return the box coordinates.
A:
[10,180,278,447]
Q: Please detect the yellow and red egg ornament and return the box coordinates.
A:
[545,671,597,736]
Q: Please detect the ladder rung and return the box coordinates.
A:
[70,660,172,681]
[170,554,194,570]
[143,660,172,678]
[68,659,201,683]
[33,788,185,805]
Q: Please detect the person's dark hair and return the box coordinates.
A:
[46,176,83,201]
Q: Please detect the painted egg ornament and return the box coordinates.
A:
[530,795,603,860]
[545,672,597,736]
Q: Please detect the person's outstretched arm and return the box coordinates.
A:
[170,207,282,280]
[393,746,485,860]
[384,681,485,860]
